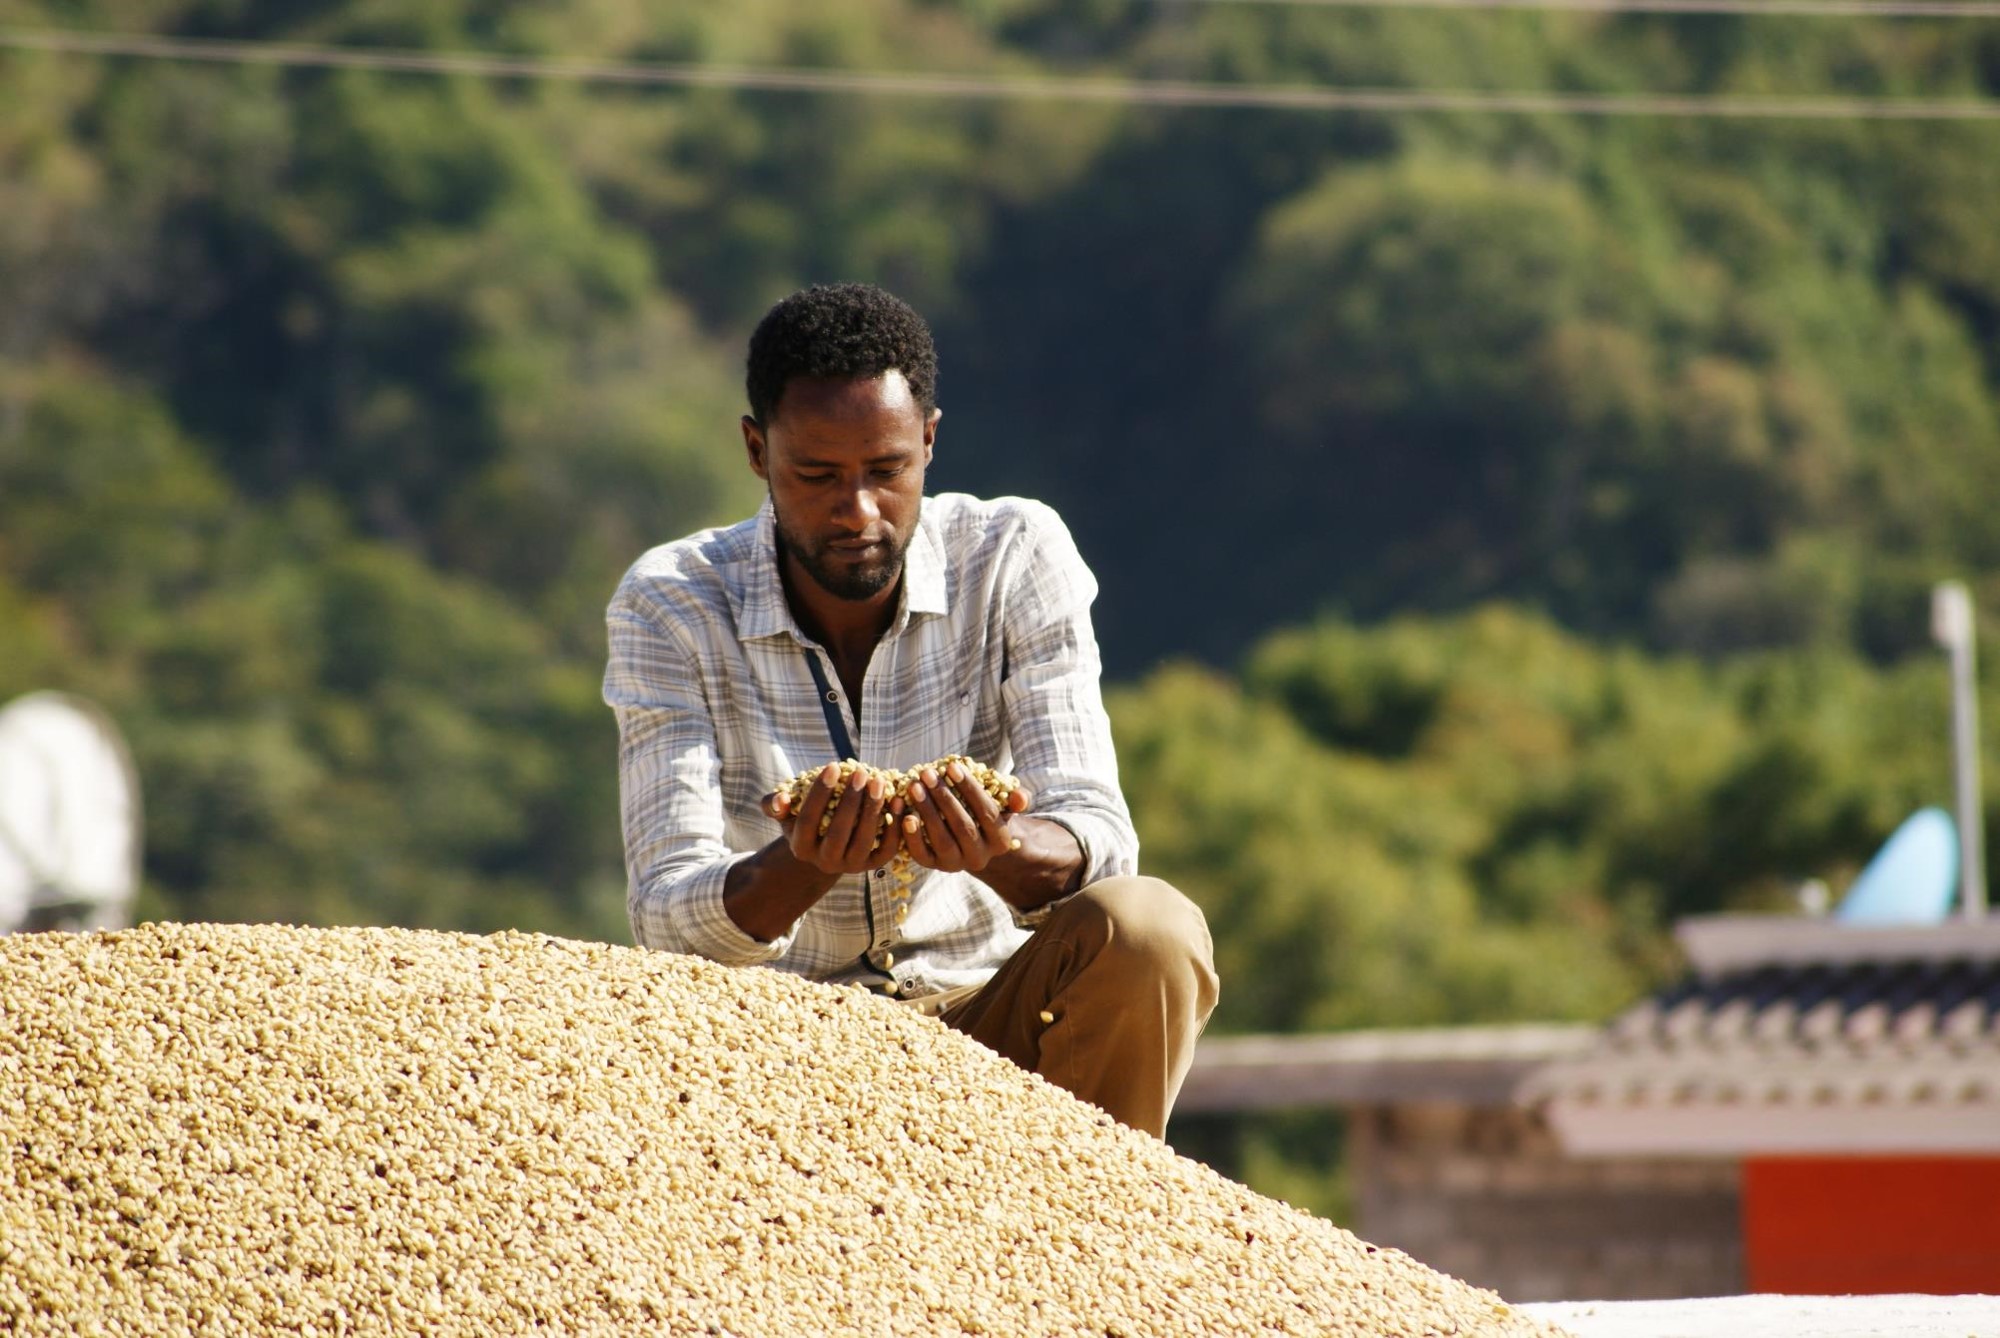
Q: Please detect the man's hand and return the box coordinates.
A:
[897,760,1033,874]
[761,763,904,876]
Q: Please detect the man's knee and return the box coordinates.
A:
[1071,875,1213,972]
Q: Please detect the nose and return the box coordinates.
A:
[832,480,881,532]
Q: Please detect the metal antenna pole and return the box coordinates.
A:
[1932,582,1987,917]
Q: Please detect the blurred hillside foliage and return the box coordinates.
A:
[3,0,1999,1041]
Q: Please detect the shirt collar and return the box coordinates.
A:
[902,502,948,620]
[733,496,949,644]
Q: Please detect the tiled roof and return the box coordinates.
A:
[1522,917,2000,1155]
[1525,959,2000,1105]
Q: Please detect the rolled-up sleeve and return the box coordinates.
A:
[998,507,1140,891]
[604,592,794,965]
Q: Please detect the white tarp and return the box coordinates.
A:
[0,693,140,933]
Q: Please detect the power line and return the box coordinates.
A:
[2,27,1998,120]
[1195,0,2000,15]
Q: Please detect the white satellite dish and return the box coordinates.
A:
[0,692,142,934]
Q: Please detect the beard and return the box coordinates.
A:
[771,498,913,601]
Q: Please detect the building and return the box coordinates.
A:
[1525,914,2000,1295]
[1175,915,2000,1300]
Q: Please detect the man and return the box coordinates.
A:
[603,283,1217,1139]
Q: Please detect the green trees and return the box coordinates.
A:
[1113,605,1979,1036]
[0,371,626,936]
[1223,144,2000,657]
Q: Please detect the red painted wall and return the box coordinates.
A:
[1743,1157,2000,1294]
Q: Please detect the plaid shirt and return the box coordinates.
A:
[603,492,1138,998]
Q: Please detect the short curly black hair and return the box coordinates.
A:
[744,283,938,425]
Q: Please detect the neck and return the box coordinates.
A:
[779,551,901,660]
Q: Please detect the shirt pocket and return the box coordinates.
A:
[959,675,1011,772]
[901,686,982,770]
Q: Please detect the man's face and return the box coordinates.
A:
[744,371,938,602]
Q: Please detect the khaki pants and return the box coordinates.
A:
[905,876,1219,1140]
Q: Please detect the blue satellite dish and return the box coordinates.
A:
[1835,807,1959,925]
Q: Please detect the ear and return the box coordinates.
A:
[742,415,770,481]
[922,406,941,468]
